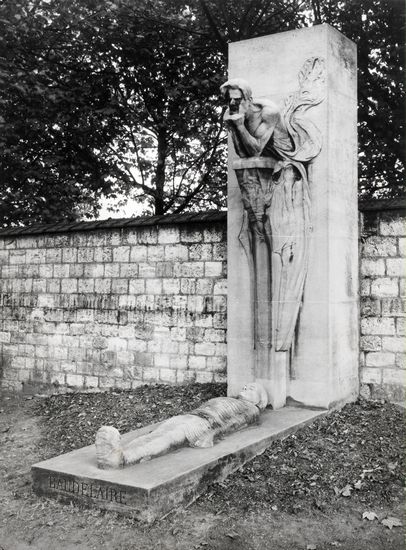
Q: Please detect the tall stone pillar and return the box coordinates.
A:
[226,24,358,409]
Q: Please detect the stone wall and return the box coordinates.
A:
[359,201,405,402]
[0,201,404,401]
[0,212,227,392]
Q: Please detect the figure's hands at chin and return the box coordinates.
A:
[224,111,245,126]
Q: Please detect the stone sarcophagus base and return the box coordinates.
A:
[32,407,325,521]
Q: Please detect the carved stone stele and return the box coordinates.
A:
[222,58,326,406]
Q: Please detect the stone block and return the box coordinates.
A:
[189,244,213,261]
[381,337,404,353]
[195,316,213,328]
[395,314,406,344]
[204,262,223,277]
[365,351,395,367]
[360,279,371,296]
[382,368,405,386]
[77,248,94,263]
[142,367,160,381]
[137,228,158,245]
[66,374,85,387]
[179,262,204,278]
[360,297,380,317]
[361,317,395,336]
[164,244,189,262]
[205,328,226,343]
[195,371,214,383]
[47,279,61,293]
[78,279,95,293]
[127,339,147,353]
[362,236,397,257]
[180,227,203,243]
[360,335,382,352]
[156,262,174,278]
[360,367,382,385]
[9,250,26,264]
[154,354,170,368]
[380,212,406,236]
[360,258,385,277]
[82,264,104,278]
[213,280,227,295]
[207,356,227,372]
[138,263,156,278]
[119,264,138,278]
[386,258,405,277]
[212,242,227,260]
[398,238,406,257]
[381,298,405,317]
[195,342,216,356]
[188,355,206,370]
[203,227,225,243]
[94,279,111,294]
[94,247,113,263]
[169,355,188,369]
[130,246,148,262]
[162,279,180,294]
[111,279,129,294]
[158,227,180,244]
[395,353,405,368]
[85,375,99,388]
[187,295,204,313]
[129,280,145,294]
[147,245,165,262]
[370,278,398,297]
[159,368,177,383]
[113,246,130,263]
[180,278,196,294]
[194,279,213,295]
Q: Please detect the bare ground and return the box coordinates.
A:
[0,384,404,550]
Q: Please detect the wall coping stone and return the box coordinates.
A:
[359,198,405,212]
[0,210,227,237]
[0,198,403,238]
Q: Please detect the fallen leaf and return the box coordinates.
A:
[226,532,239,539]
[362,511,378,521]
[354,480,362,490]
[341,484,352,497]
[381,517,402,529]
[387,462,397,471]
[306,545,317,550]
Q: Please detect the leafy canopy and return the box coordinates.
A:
[0,0,403,226]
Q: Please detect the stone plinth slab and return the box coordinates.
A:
[32,406,325,522]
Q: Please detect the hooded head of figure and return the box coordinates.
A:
[238,382,268,411]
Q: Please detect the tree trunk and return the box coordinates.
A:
[154,128,168,215]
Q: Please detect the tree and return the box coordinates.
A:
[0,0,403,227]
[0,0,228,225]
[308,0,405,198]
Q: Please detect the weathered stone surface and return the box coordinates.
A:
[227,25,358,409]
[32,406,325,521]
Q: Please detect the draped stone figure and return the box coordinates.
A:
[221,58,326,407]
[95,382,268,469]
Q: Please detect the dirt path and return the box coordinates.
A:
[0,392,403,550]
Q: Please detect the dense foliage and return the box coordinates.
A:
[0,0,404,226]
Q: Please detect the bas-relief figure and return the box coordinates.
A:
[222,58,326,401]
[95,382,268,469]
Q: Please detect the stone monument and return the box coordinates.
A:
[226,24,358,409]
[32,25,358,521]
